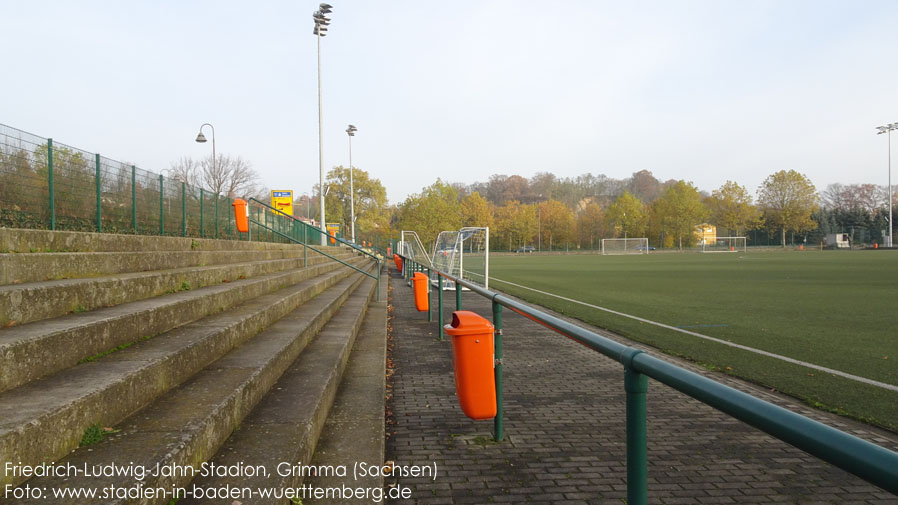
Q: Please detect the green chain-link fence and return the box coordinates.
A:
[0,123,299,243]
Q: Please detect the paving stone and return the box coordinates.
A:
[384,267,898,504]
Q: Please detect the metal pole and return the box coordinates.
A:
[455,276,462,310]
[437,274,444,340]
[625,365,648,505]
[95,153,102,232]
[215,193,219,238]
[181,182,186,236]
[48,139,55,230]
[889,129,894,247]
[349,134,355,243]
[427,268,432,322]
[492,300,504,442]
[317,31,327,246]
[131,165,136,233]
[159,174,164,235]
[537,204,540,252]
[200,188,205,237]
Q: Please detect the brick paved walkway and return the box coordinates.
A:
[385,267,898,505]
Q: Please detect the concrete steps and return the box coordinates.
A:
[0,228,386,504]
[0,252,354,393]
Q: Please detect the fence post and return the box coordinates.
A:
[95,153,102,232]
[456,277,462,310]
[492,299,504,442]
[226,197,232,238]
[181,182,186,237]
[214,194,219,239]
[437,275,444,340]
[131,165,137,233]
[427,268,433,322]
[159,174,164,235]
[623,350,648,505]
[200,188,205,237]
[48,139,55,230]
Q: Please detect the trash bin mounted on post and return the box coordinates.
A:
[443,311,497,420]
[393,254,402,271]
[412,272,429,312]
[232,199,249,233]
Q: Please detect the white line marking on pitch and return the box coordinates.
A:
[490,276,898,393]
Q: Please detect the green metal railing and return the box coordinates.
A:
[397,254,898,504]
[245,198,381,301]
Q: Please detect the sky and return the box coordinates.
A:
[5,0,898,205]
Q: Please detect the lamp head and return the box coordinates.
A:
[195,131,207,143]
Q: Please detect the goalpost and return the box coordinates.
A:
[702,236,747,253]
[602,238,649,255]
[400,231,433,268]
[431,227,489,289]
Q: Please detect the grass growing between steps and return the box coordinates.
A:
[79,335,152,363]
[79,424,119,447]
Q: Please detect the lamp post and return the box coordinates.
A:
[195,123,216,177]
[314,3,333,246]
[876,122,897,248]
[346,124,357,243]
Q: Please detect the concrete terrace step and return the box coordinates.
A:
[11,265,378,504]
[0,250,359,327]
[0,252,358,394]
[307,270,388,504]
[178,272,379,505]
[0,258,373,489]
[0,248,327,286]
[0,227,311,253]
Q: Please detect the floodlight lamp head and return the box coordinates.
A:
[195,131,207,143]
[320,3,333,13]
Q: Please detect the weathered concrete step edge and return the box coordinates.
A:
[179,272,378,505]
[0,259,373,489]
[307,269,388,504]
[0,253,357,394]
[0,227,320,253]
[10,266,376,504]
[0,248,336,285]
[0,249,359,327]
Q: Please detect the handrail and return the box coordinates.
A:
[252,218,380,301]
[396,253,898,503]
[246,198,381,263]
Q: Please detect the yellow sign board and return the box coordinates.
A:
[271,190,293,217]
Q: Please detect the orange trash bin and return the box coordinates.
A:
[412,272,429,312]
[443,311,497,420]
[232,199,249,233]
[393,254,402,271]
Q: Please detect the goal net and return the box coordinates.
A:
[399,231,432,268]
[431,227,489,289]
[702,236,747,253]
[602,238,649,255]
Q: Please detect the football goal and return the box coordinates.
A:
[602,238,649,255]
[431,227,489,289]
[400,231,433,268]
[702,236,747,253]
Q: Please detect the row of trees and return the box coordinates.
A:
[392,170,895,251]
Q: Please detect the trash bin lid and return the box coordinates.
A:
[443,310,494,336]
[413,272,428,281]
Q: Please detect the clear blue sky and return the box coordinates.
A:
[5,1,898,204]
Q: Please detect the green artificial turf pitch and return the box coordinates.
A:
[488,250,898,431]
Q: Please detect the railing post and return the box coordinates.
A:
[200,188,204,238]
[47,139,55,230]
[437,274,444,341]
[159,174,164,236]
[624,355,648,505]
[181,182,187,237]
[427,268,433,322]
[131,165,136,233]
[95,153,102,232]
[376,259,381,302]
[456,277,462,310]
[492,299,504,442]
[226,197,232,238]
[213,194,218,239]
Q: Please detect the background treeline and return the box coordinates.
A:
[392,170,895,251]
